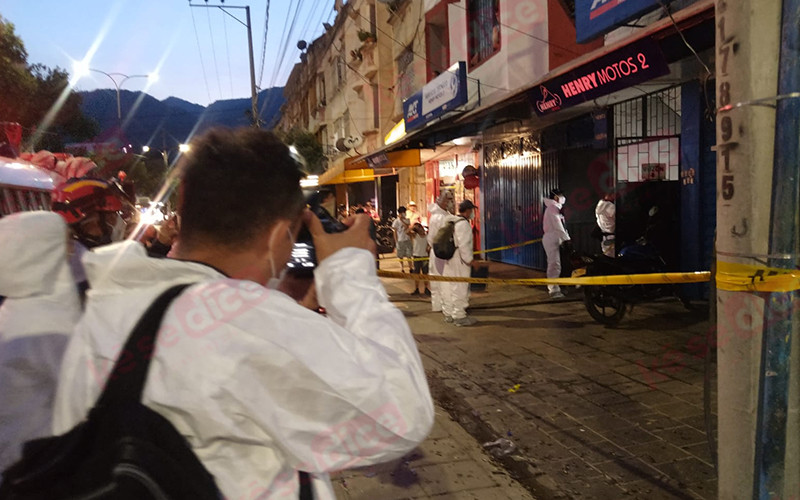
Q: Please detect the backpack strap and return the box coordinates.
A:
[96,283,191,408]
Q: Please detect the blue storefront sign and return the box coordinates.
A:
[403,62,468,131]
[575,0,663,43]
[530,37,669,116]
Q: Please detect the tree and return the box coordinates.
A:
[281,128,327,175]
[0,16,98,152]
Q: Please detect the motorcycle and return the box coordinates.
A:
[578,207,690,325]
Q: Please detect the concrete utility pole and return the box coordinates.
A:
[715,0,800,498]
[190,1,260,127]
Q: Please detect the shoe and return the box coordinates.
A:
[549,291,565,299]
[454,316,478,327]
[443,315,454,323]
[411,289,420,296]
[424,288,432,296]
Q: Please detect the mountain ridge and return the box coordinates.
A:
[78,87,285,148]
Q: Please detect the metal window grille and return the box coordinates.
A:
[467,0,500,67]
[613,85,682,182]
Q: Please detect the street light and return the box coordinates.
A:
[142,145,150,153]
[72,62,158,123]
[178,144,191,153]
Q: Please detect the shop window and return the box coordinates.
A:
[467,0,501,69]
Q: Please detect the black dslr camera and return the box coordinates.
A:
[286,189,347,276]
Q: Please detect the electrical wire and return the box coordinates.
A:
[205,7,224,99]
[657,0,712,77]
[351,9,510,93]
[189,6,213,103]
[447,1,582,57]
[257,0,298,120]
[257,0,271,90]
[222,11,235,97]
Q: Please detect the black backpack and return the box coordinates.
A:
[432,217,467,260]
[0,284,315,500]
[0,284,222,499]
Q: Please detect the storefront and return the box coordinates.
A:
[477,1,716,290]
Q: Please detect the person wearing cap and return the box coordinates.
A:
[543,188,570,299]
[439,200,477,326]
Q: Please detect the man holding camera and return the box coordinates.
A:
[53,129,434,499]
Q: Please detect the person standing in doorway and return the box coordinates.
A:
[392,206,412,272]
[595,193,616,257]
[542,188,570,299]
[427,191,455,315]
[439,200,477,326]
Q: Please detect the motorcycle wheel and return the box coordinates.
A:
[583,286,626,326]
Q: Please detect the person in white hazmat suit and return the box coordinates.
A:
[53,129,434,500]
[542,188,570,299]
[0,212,81,470]
[595,193,616,257]
[438,200,477,326]
[426,190,455,316]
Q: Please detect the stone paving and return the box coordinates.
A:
[331,405,535,499]
[380,259,718,500]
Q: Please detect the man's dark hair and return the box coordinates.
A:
[177,128,304,249]
[398,206,406,214]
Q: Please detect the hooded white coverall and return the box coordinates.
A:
[439,217,473,320]
[426,202,450,312]
[0,212,81,470]
[53,241,434,500]
[542,198,570,294]
[595,199,616,257]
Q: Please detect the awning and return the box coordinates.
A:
[345,148,422,170]
[320,168,376,185]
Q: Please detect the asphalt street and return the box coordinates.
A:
[376,258,717,500]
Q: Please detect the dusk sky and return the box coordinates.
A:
[1,0,335,106]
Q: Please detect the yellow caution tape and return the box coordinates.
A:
[377,270,711,286]
[716,261,800,292]
[382,238,543,262]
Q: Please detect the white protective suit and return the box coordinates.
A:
[0,212,81,470]
[426,202,450,313]
[438,217,473,320]
[595,199,616,257]
[542,198,570,294]
[53,241,434,500]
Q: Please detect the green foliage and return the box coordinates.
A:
[357,29,376,43]
[281,128,328,175]
[0,16,98,151]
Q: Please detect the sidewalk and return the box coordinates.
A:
[331,405,535,500]
[378,256,717,500]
